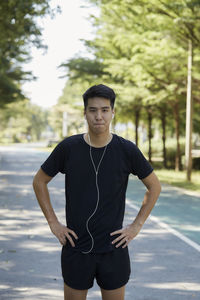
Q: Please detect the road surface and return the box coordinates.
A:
[0,144,200,299]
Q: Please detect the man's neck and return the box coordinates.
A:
[85,131,112,148]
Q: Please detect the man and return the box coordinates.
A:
[33,84,161,300]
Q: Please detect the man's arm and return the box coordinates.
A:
[32,168,78,246]
[110,171,161,248]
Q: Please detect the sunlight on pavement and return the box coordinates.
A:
[0,261,15,271]
[0,170,35,176]
[13,286,63,298]
[1,146,200,300]
[134,253,154,263]
[88,290,101,298]
[179,225,200,232]
[146,282,200,291]
[21,241,60,253]
[0,285,10,290]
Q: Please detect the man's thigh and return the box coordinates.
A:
[101,286,125,300]
[64,283,88,300]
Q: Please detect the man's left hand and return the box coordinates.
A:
[110,223,141,248]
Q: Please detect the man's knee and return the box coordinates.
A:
[64,283,88,300]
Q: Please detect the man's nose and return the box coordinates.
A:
[96,111,102,119]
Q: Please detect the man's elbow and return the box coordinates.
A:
[153,172,162,196]
[32,170,43,190]
[32,174,40,191]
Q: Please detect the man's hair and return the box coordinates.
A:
[82,84,116,109]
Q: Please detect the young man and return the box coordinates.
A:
[33,84,161,300]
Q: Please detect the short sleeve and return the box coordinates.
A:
[41,140,68,177]
[129,142,153,179]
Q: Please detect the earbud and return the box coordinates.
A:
[112,114,114,119]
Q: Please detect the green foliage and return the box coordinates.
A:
[48,80,89,138]
[59,58,109,84]
[0,99,48,142]
[57,0,200,171]
[0,0,57,107]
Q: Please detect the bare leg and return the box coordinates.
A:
[64,283,88,300]
[101,285,125,300]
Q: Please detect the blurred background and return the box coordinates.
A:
[0,0,200,188]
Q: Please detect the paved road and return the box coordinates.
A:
[127,177,200,246]
[0,144,200,299]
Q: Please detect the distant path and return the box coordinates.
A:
[127,177,200,246]
[0,144,199,300]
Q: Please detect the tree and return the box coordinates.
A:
[49,80,89,137]
[0,99,48,142]
[0,0,58,107]
[83,0,188,167]
[84,0,200,171]
[146,0,200,177]
[60,0,200,171]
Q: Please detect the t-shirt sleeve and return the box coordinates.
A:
[41,140,67,177]
[129,142,153,179]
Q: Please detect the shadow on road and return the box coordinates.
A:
[0,147,200,299]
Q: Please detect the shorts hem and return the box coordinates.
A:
[63,279,93,291]
[97,277,130,291]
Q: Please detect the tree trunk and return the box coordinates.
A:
[147,107,153,163]
[173,100,181,171]
[185,39,193,181]
[160,106,167,168]
[135,107,140,146]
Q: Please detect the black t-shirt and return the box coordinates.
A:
[41,134,153,253]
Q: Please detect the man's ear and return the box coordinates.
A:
[112,109,115,119]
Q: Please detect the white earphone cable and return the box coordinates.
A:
[82,134,109,254]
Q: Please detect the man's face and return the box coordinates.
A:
[84,97,114,134]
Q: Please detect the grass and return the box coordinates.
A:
[155,169,200,193]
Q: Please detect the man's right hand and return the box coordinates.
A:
[49,221,78,247]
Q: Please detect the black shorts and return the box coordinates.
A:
[61,246,131,290]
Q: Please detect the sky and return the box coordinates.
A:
[22,0,97,109]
